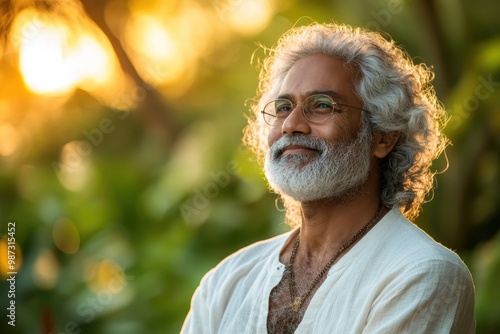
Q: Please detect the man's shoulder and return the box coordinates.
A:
[224,232,290,263]
[203,231,292,282]
[377,209,470,273]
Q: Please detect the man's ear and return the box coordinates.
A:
[373,131,401,158]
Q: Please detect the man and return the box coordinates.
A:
[182,23,475,333]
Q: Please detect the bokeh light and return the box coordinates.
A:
[55,141,92,192]
[85,259,125,294]
[11,7,124,100]
[226,0,274,35]
[52,218,80,254]
[15,12,75,94]
[124,13,185,84]
[120,1,215,97]
[0,123,21,156]
[33,249,59,290]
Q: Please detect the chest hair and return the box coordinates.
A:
[267,264,328,334]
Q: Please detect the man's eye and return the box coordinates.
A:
[275,103,293,115]
[317,102,333,109]
[310,101,334,113]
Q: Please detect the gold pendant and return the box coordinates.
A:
[291,297,302,313]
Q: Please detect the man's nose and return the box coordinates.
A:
[281,104,311,135]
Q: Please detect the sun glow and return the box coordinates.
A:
[226,0,273,35]
[16,16,76,94]
[121,1,216,95]
[0,123,21,156]
[124,13,186,85]
[11,8,119,96]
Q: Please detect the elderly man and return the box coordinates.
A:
[182,23,475,333]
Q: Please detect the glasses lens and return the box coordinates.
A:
[263,99,293,126]
[303,95,335,122]
[262,95,336,126]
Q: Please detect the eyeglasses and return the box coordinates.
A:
[261,94,368,126]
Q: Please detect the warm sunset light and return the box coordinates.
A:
[0,123,21,156]
[74,33,116,89]
[11,8,120,96]
[16,17,76,94]
[226,0,273,35]
[121,1,221,94]
[124,13,186,85]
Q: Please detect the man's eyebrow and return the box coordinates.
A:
[307,90,346,100]
[276,93,293,100]
[277,90,347,101]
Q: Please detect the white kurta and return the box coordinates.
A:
[182,208,475,333]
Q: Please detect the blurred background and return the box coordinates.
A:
[0,0,499,333]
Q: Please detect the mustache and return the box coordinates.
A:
[270,135,328,159]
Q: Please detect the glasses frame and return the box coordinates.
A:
[261,94,369,126]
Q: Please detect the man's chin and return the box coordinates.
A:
[274,181,367,205]
[269,181,325,203]
[278,187,329,203]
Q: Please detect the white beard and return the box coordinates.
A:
[264,125,373,203]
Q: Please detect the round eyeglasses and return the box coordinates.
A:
[261,94,368,126]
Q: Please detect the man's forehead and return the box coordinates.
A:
[277,54,358,103]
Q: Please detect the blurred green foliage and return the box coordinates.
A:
[0,0,499,333]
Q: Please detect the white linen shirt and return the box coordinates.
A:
[182,208,475,333]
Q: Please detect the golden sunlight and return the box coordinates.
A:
[75,33,115,89]
[124,13,185,85]
[15,14,76,94]
[226,0,274,35]
[11,8,120,97]
[0,123,21,156]
[122,0,217,96]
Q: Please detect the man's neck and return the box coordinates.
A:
[295,191,386,264]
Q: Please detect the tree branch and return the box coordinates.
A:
[80,0,178,146]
